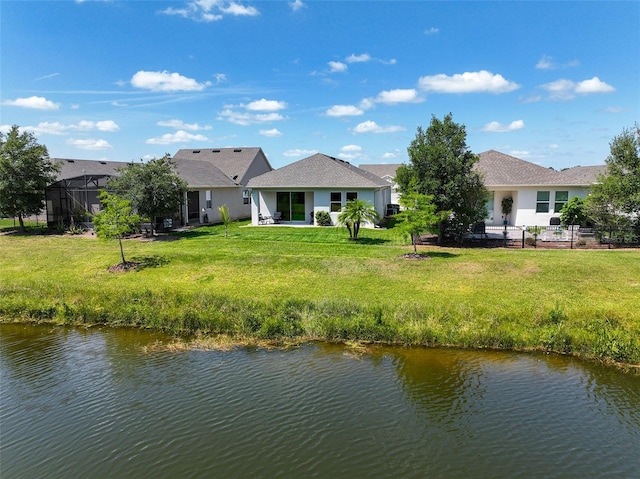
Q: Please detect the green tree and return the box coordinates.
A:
[218,204,232,237]
[397,113,489,244]
[559,196,587,226]
[586,125,640,229]
[394,191,442,254]
[337,199,381,241]
[0,126,60,232]
[107,154,187,235]
[93,191,142,265]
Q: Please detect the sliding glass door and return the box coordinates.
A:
[276,192,306,221]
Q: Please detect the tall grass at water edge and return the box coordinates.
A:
[1,221,639,367]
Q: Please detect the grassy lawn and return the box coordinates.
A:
[1,220,639,368]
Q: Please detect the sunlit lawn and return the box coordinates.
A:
[2,220,639,364]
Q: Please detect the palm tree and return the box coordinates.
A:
[218,204,232,237]
[337,199,381,241]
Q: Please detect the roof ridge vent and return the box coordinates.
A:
[67,160,75,163]
[212,149,220,153]
[100,161,107,165]
[192,150,201,153]
[233,149,242,152]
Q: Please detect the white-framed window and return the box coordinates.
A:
[205,190,212,209]
[243,189,251,205]
[554,191,568,212]
[330,192,342,212]
[536,191,550,213]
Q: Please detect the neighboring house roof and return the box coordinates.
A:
[557,165,607,185]
[172,147,271,185]
[246,153,390,189]
[358,164,402,182]
[476,150,567,187]
[51,158,126,182]
[173,158,237,188]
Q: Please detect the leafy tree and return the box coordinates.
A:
[218,204,232,237]
[337,199,381,241]
[397,113,489,244]
[0,126,60,232]
[107,154,187,235]
[394,191,442,254]
[93,191,141,265]
[559,196,587,226]
[586,125,640,228]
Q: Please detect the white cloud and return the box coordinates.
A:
[259,128,283,137]
[220,2,259,16]
[346,53,371,63]
[157,119,212,130]
[160,0,259,22]
[290,0,305,11]
[131,70,211,92]
[284,148,317,157]
[21,120,119,135]
[575,77,615,94]
[218,109,285,126]
[482,120,525,133]
[424,27,439,35]
[341,144,362,152]
[66,138,113,150]
[604,106,624,113]
[535,55,580,70]
[0,125,13,134]
[539,76,615,100]
[95,120,120,132]
[328,61,348,73]
[374,88,423,104]
[146,130,209,145]
[3,96,60,110]
[382,150,401,159]
[418,70,520,94]
[326,104,364,117]
[245,98,287,111]
[351,120,405,134]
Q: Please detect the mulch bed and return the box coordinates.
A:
[107,261,140,273]
[400,253,431,260]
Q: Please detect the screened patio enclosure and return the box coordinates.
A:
[45,173,114,226]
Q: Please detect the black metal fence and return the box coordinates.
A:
[468,224,639,249]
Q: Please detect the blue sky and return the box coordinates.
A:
[1,0,638,169]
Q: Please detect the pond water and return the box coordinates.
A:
[1,324,639,479]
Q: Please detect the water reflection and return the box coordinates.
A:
[1,325,639,479]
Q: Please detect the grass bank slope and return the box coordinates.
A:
[1,221,639,367]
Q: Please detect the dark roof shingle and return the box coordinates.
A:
[247,153,389,188]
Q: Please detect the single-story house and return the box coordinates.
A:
[358,150,606,228]
[358,163,401,206]
[477,150,606,227]
[172,147,273,224]
[45,158,125,226]
[246,153,392,226]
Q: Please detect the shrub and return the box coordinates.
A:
[315,210,332,226]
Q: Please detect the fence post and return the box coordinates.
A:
[522,228,525,248]
[570,224,574,249]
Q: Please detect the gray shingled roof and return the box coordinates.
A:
[51,158,127,181]
[358,164,402,181]
[172,147,269,185]
[246,153,389,189]
[557,165,607,185]
[173,158,237,188]
[477,150,604,186]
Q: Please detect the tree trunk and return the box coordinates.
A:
[412,234,418,254]
[18,214,25,233]
[118,237,126,264]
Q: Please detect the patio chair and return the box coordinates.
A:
[258,213,271,225]
[272,212,282,224]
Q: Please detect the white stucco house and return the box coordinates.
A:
[476,150,606,227]
[358,150,606,228]
[246,153,392,226]
[172,147,273,224]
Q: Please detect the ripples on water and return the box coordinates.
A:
[1,324,639,479]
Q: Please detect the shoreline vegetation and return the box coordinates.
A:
[1,219,639,373]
